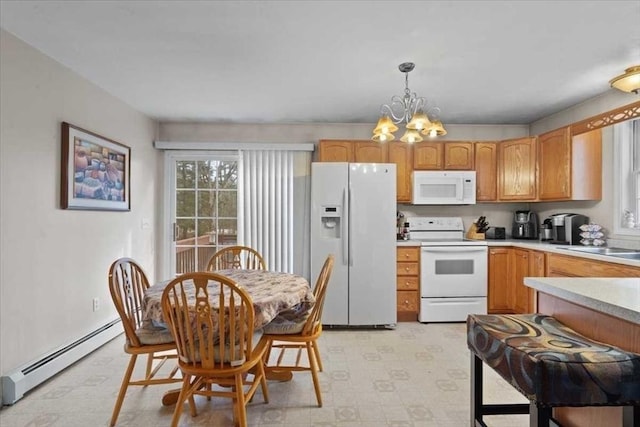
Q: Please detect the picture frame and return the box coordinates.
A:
[60,122,131,211]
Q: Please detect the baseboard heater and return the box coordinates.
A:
[2,319,123,405]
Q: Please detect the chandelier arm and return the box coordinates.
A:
[380,96,406,123]
[372,62,445,142]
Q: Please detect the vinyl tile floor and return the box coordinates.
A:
[0,322,529,426]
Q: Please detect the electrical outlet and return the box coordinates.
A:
[92,298,100,312]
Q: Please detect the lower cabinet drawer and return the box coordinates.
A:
[396,276,419,290]
[397,262,419,276]
[397,290,419,312]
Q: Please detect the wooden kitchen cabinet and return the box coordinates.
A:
[538,127,602,201]
[498,137,537,201]
[396,246,420,321]
[547,254,640,277]
[388,142,413,203]
[444,142,474,169]
[414,141,474,170]
[474,142,498,201]
[317,140,354,162]
[488,247,545,314]
[488,247,513,313]
[512,249,545,313]
[414,141,443,169]
[512,249,530,314]
[354,141,388,163]
[317,139,389,163]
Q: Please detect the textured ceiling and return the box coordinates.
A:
[1,0,639,125]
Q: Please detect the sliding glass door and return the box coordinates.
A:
[166,152,239,276]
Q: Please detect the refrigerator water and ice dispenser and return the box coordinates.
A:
[320,205,341,239]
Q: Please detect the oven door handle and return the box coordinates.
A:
[421,247,487,254]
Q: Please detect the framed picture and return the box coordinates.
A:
[61,122,131,211]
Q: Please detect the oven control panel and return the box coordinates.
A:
[408,216,464,232]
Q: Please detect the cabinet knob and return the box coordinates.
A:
[405,253,410,258]
[405,267,410,272]
[405,281,410,285]
[404,300,409,305]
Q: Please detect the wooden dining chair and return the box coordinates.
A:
[107,258,181,426]
[161,272,270,427]
[261,254,334,407]
[206,245,266,271]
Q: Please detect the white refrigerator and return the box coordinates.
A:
[310,162,397,326]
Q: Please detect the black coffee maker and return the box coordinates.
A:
[512,210,539,239]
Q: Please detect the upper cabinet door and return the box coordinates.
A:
[414,142,443,169]
[318,140,354,162]
[444,142,474,169]
[538,127,571,200]
[498,137,537,200]
[354,141,388,163]
[475,142,498,201]
[388,142,413,203]
[538,127,602,201]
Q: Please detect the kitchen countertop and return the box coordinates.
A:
[524,277,640,325]
[396,239,640,268]
[485,239,640,268]
[396,240,422,247]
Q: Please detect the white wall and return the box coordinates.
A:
[0,30,160,383]
[158,121,529,146]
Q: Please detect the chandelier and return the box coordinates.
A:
[372,62,446,143]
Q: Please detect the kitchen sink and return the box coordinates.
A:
[564,246,638,255]
[606,252,640,260]
[563,246,640,260]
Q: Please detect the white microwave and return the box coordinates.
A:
[412,171,476,205]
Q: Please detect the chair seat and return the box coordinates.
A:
[135,322,175,345]
[179,330,264,366]
[467,313,640,407]
[263,309,310,335]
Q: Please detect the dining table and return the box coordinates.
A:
[141,268,315,405]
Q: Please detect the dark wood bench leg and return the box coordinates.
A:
[623,405,640,427]
[471,353,487,427]
[529,401,553,427]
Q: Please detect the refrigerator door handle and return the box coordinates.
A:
[342,187,348,266]
[347,184,352,266]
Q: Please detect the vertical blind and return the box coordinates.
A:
[238,150,294,272]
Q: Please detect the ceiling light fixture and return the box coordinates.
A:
[609,65,640,94]
[372,62,446,144]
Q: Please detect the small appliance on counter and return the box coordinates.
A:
[540,218,553,241]
[485,227,506,240]
[512,210,539,240]
[548,213,589,245]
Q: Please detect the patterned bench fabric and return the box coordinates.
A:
[467,314,640,407]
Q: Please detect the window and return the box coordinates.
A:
[169,152,239,275]
[613,118,640,236]
[163,149,309,278]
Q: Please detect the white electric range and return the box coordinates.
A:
[407,217,488,322]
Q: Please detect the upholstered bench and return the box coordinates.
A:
[467,313,640,427]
